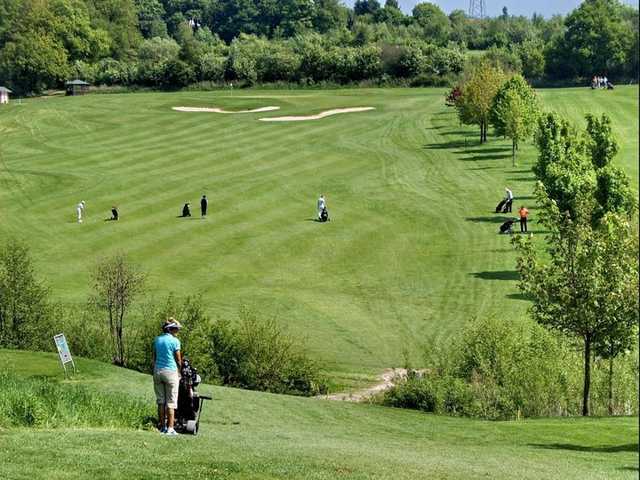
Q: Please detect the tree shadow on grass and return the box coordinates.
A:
[458,147,512,155]
[506,292,532,301]
[462,153,512,162]
[466,216,513,224]
[506,176,537,182]
[528,443,639,454]
[423,141,467,150]
[618,467,639,472]
[471,271,520,281]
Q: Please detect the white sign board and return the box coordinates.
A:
[54,333,76,375]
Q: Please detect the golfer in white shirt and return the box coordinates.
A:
[77,201,85,223]
[317,195,326,219]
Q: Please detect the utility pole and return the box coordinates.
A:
[469,0,486,19]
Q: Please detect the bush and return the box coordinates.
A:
[382,316,638,420]
[210,308,328,396]
[0,373,152,429]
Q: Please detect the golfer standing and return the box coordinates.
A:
[317,195,326,220]
[505,188,513,213]
[200,195,208,217]
[76,201,85,223]
[519,206,529,233]
[152,319,182,436]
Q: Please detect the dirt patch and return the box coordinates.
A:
[172,106,280,114]
[259,107,375,122]
[320,368,415,402]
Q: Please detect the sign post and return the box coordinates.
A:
[53,333,76,377]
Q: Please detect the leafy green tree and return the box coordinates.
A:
[552,0,633,78]
[490,74,540,165]
[412,2,450,45]
[354,0,381,16]
[514,189,639,416]
[585,113,618,169]
[311,0,348,33]
[0,32,70,94]
[516,39,546,79]
[135,0,167,38]
[0,240,52,350]
[85,0,142,58]
[455,61,506,143]
[533,113,596,217]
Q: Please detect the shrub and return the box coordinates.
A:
[209,308,328,396]
[0,373,152,429]
[382,316,638,420]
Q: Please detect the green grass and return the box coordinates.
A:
[0,86,637,379]
[1,350,637,480]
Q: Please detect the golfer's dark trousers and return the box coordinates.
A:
[201,208,207,216]
[520,218,527,233]
[507,201,512,212]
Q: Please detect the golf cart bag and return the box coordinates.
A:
[320,207,329,223]
[499,219,518,234]
[495,199,507,213]
[175,358,211,435]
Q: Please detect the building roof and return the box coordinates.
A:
[0,86,11,93]
[65,80,90,86]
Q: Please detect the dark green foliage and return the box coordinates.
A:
[209,308,328,396]
[0,240,52,350]
[547,0,635,79]
[0,372,152,429]
[0,0,637,93]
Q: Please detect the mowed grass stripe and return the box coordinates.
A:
[0,87,636,373]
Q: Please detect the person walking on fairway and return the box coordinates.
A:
[200,195,208,217]
[317,195,326,220]
[519,206,529,233]
[76,201,85,223]
[505,187,513,213]
[152,319,182,436]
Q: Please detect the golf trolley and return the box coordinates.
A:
[175,358,211,435]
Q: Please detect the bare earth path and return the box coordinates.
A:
[320,368,410,402]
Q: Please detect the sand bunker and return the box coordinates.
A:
[173,106,280,113]
[259,107,375,122]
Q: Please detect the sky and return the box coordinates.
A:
[343,0,639,17]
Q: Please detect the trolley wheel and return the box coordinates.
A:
[186,420,198,435]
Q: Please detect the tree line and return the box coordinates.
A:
[0,0,637,94]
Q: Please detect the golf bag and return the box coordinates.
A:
[495,199,507,213]
[320,207,329,223]
[499,219,518,234]
[175,358,211,435]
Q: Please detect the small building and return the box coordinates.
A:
[0,86,11,104]
[65,80,90,96]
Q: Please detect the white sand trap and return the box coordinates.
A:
[259,107,375,122]
[173,106,280,113]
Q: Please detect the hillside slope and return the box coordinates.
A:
[0,87,637,376]
[1,350,638,480]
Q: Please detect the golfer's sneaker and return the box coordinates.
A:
[164,428,178,436]
[159,426,167,434]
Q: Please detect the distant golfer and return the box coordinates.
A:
[317,195,326,220]
[152,319,182,436]
[505,187,513,213]
[111,206,119,221]
[200,195,208,217]
[182,202,191,217]
[519,206,529,233]
[76,201,85,223]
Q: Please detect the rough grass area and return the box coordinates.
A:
[0,372,153,429]
[0,350,637,480]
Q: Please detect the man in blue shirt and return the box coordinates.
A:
[152,319,182,435]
